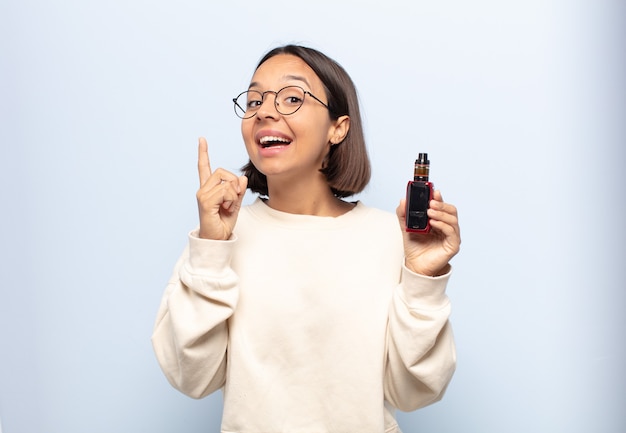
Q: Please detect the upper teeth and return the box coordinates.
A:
[260,136,290,144]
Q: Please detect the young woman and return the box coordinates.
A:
[152,45,461,433]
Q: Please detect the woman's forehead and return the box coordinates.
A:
[250,54,321,89]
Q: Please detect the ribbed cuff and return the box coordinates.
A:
[399,265,452,309]
[186,229,237,273]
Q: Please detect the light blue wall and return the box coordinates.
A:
[1,1,624,432]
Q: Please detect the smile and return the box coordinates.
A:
[259,136,292,148]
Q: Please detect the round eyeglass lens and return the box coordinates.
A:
[274,86,305,115]
[234,90,261,119]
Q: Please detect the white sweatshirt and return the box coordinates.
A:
[152,198,456,433]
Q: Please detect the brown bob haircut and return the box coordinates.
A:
[241,45,371,198]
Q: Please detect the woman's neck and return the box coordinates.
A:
[265,176,354,217]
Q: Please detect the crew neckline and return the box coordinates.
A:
[245,197,367,229]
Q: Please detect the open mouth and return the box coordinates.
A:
[259,136,292,148]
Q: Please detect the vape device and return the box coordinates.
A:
[405,153,433,233]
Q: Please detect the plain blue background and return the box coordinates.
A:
[1,0,624,432]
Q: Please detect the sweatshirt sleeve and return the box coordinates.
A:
[151,230,239,399]
[384,264,456,411]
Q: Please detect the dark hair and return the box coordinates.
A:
[242,45,371,198]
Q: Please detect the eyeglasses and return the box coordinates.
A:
[233,85,329,119]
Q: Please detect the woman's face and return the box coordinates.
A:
[241,54,348,183]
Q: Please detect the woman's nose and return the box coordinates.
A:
[256,92,280,118]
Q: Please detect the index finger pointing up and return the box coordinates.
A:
[198,137,212,186]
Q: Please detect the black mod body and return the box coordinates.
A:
[405,153,433,233]
[405,180,433,233]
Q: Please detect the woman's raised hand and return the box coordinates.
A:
[396,190,461,277]
[196,137,248,240]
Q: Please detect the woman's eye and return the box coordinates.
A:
[282,95,303,106]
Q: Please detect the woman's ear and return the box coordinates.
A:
[329,115,350,144]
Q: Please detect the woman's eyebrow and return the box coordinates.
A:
[283,74,311,88]
[248,75,312,90]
